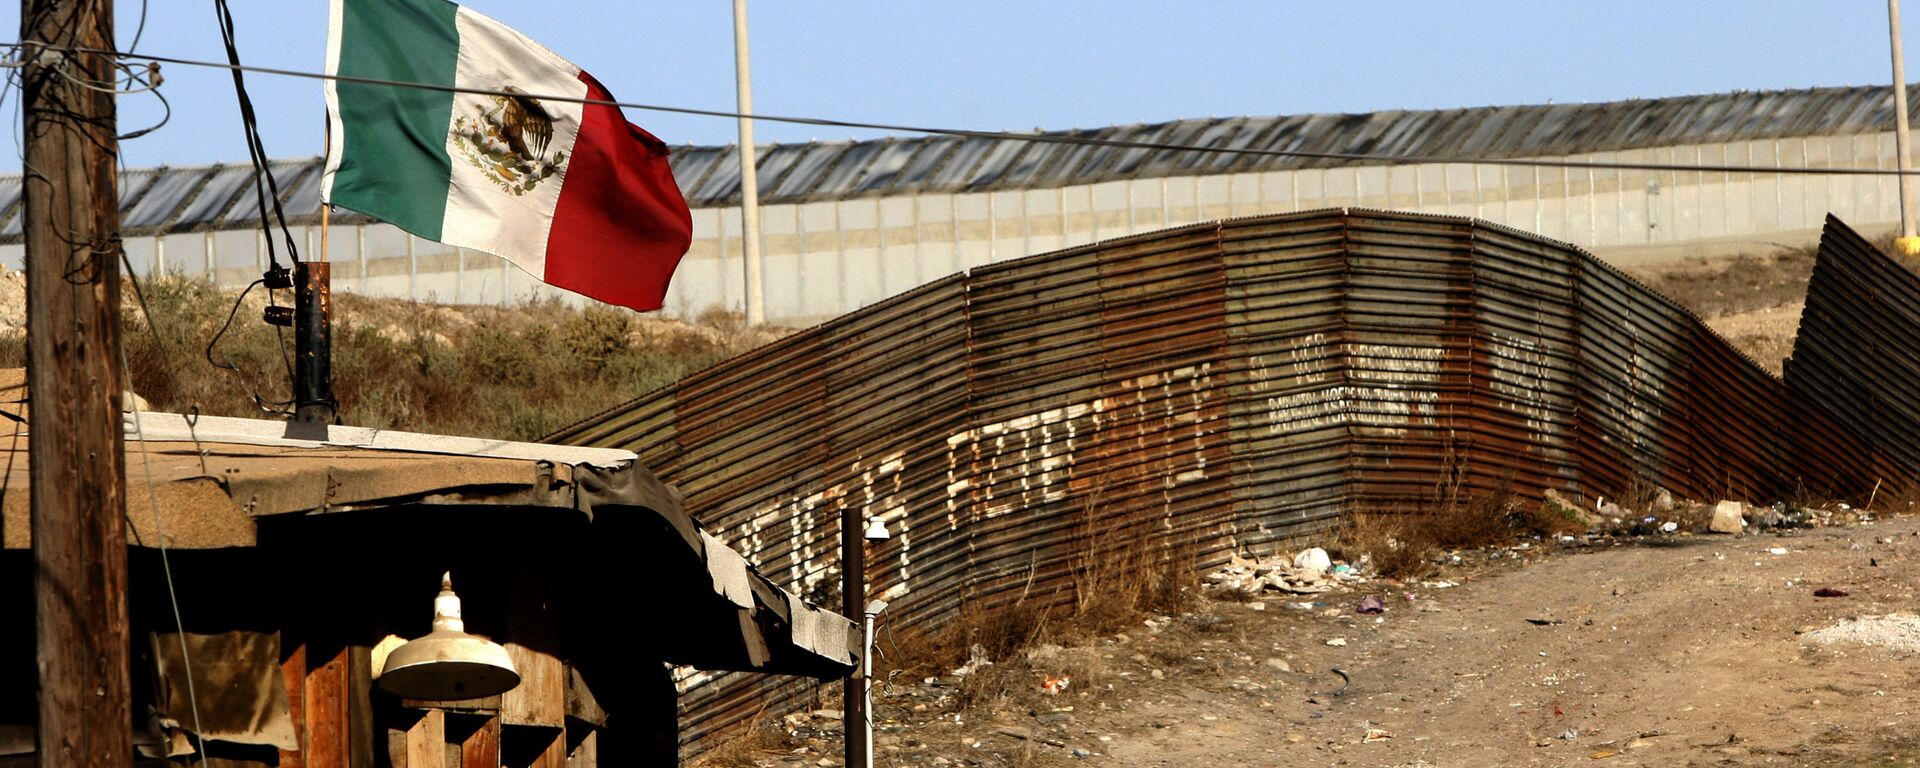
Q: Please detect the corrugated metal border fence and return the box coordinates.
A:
[550,208,1908,755]
[1787,215,1920,478]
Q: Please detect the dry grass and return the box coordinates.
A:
[0,275,783,442]
[876,496,1201,710]
[1625,246,1817,319]
[686,715,797,768]
[1335,478,1589,579]
[1335,512,1433,580]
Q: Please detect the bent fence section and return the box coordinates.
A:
[550,209,1909,754]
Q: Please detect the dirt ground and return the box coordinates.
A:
[742,515,1920,768]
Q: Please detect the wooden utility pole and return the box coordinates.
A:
[21,0,132,765]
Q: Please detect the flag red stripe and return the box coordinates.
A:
[544,72,693,312]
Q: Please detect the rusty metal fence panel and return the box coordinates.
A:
[1217,214,1355,546]
[547,209,1909,757]
[1787,216,1920,489]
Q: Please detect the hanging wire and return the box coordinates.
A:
[118,244,212,766]
[207,0,301,269]
[14,40,1920,178]
[120,350,209,768]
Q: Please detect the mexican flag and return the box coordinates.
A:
[321,0,692,311]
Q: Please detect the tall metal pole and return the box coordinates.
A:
[21,0,132,765]
[1892,0,1920,254]
[840,511,867,768]
[732,0,766,324]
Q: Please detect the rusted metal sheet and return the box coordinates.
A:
[1785,216,1920,489]
[548,209,1910,758]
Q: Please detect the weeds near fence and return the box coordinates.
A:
[0,275,783,441]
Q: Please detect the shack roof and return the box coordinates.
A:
[0,406,856,677]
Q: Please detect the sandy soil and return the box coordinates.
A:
[754,517,1920,768]
[1705,302,1804,376]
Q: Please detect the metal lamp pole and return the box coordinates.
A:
[1892,0,1920,254]
[731,0,766,323]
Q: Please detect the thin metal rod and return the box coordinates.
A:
[1893,0,1919,247]
[732,0,765,324]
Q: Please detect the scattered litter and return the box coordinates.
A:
[1325,637,1348,647]
[1558,728,1579,740]
[1422,580,1458,589]
[1327,668,1351,695]
[1041,675,1071,695]
[1363,727,1394,743]
[1767,547,1790,556]
[1805,613,1920,654]
[1813,587,1850,598]
[1707,500,1746,535]
[1659,521,1679,533]
[1357,595,1386,614]
[951,644,993,677]
[1526,618,1566,626]
[1591,749,1617,759]
[1204,551,1347,595]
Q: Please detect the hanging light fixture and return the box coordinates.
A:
[377,573,520,700]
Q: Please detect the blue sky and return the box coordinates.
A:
[1,1,1917,171]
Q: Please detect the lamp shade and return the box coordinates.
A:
[376,573,520,700]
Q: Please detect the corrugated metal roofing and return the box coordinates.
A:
[7,82,1918,239]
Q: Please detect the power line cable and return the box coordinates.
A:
[204,4,300,269]
[15,41,1920,178]
[119,251,209,768]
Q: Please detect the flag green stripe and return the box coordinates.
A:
[331,0,460,240]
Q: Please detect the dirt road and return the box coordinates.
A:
[812,518,1920,767]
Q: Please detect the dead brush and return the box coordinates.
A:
[686,712,797,768]
[1064,490,1197,640]
[1865,478,1920,517]
[1335,511,1434,580]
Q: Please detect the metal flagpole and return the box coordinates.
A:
[1891,0,1920,255]
[732,0,766,323]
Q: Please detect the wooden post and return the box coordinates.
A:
[21,0,131,766]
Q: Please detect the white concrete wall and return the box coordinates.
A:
[0,131,1901,324]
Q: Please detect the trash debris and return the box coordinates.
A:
[1325,637,1348,647]
[1357,595,1386,614]
[1813,587,1850,598]
[1203,550,1351,595]
[1363,727,1394,742]
[1558,728,1579,740]
[1805,613,1920,654]
[1526,618,1566,626]
[1659,521,1679,533]
[1041,675,1071,695]
[1709,501,1746,534]
[1767,547,1789,556]
[951,644,993,677]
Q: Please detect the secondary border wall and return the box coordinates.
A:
[2,85,1917,323]
[548,209,1909,754]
